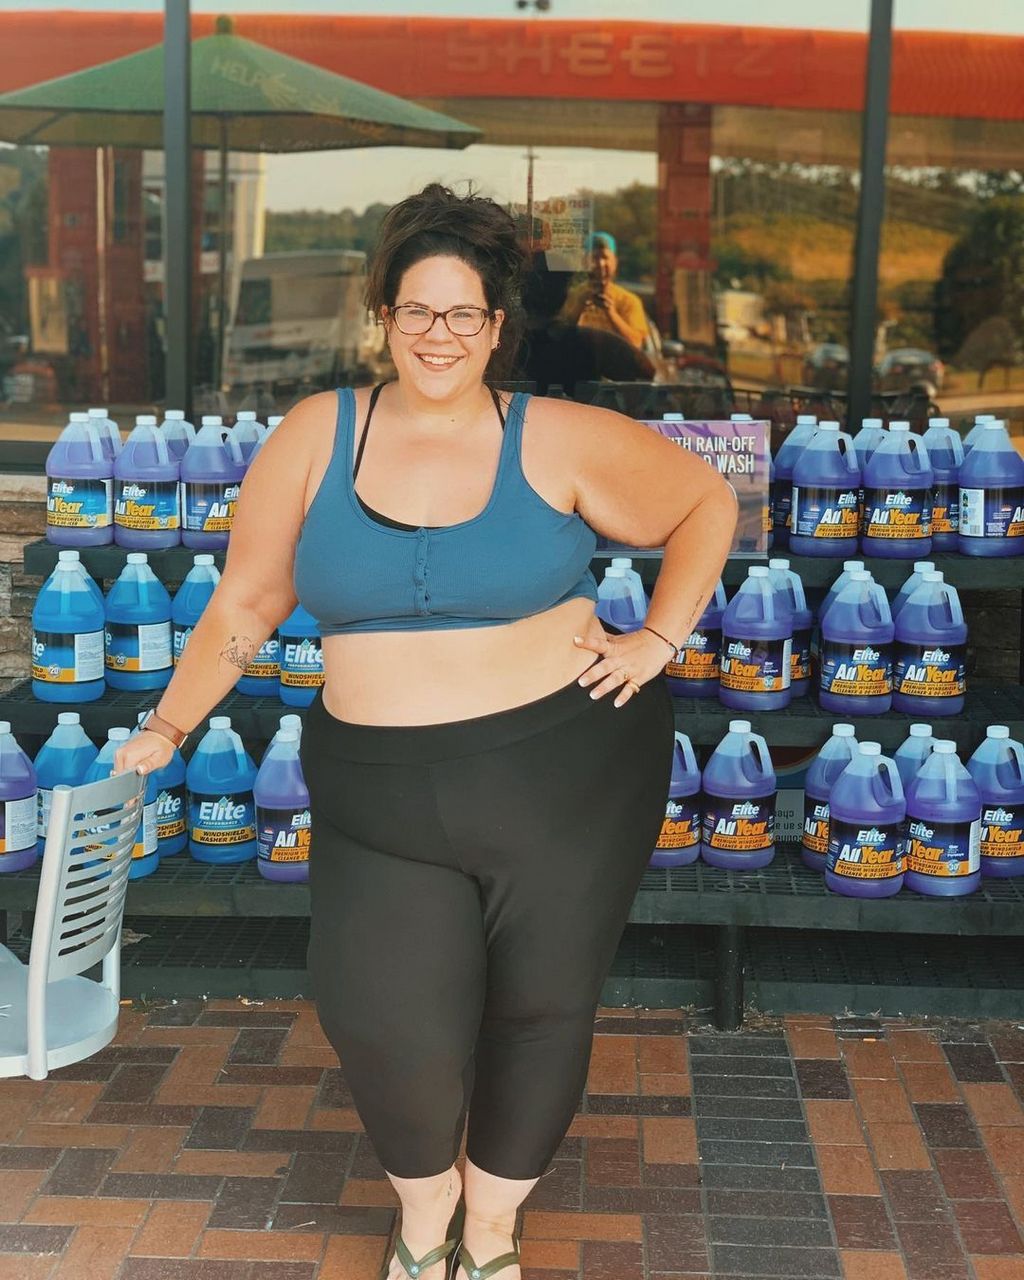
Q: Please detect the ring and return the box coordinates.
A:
[626,678,641,695]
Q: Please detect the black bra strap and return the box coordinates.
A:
[353,382,506,483]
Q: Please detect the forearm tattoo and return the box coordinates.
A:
[220,635,256,672]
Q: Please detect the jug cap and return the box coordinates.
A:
[921,570,944,583]
[0,721,9,734]
[859,742,881,756]
[933,740,956,754]
[748,566,770,578]
[57,549,81,562]
[126,552,149,565]
[930,417,950,428]
[796,414,817,425]
[975,413,995,423]
[193,553,215,566]
[842,560,864,572]
[611,557,633,569]
[849,570,871,581]
[209,716,232,731]
[201,415,223,427]
[165,409,185,420]
[889,422,911,433]
[909,724,933,737]
[107,727,130,742]
[268,416,284,428]
[57,712,81,725]
[818,421,840,431]
[605,566,626,578]
[276,729,299,744]
[913,562,935,574]
[987,725,1010,739]
[236,411,257,421]
[280,714,302,730]
[87,407,108,416]
[662,413,684,421]
[982,421,1005,431]
[833,724,856,737]
[728,719,752,733]
[730,413,753,422]
[135,414,157,427]
[768,558,790,571]
[861,418,883,429]
[69,411,89,423]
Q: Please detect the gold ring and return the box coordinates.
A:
[626,678,641,695]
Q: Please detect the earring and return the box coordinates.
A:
[493,340,501,350]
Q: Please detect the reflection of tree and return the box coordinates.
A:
[265,202,389,256]
[0,148,47,342]
[934,197,1024,363]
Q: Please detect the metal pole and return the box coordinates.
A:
[95,147,110,404]
[163,0,192,417]
[847,0,894,429]
[216,118,229,393]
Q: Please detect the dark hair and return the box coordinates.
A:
[522,251,573,322]
[365,183,527,379]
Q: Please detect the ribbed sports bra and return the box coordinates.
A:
[294,385,599,636]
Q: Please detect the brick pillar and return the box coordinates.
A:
[656,103,714,347]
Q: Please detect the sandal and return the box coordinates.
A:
[454,1235,521,1280]
[380,1196,465,1280]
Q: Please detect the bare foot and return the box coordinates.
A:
[455,1213,521,1280]
[385,1167,463,1280]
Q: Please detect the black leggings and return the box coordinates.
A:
[301,669,674,1180]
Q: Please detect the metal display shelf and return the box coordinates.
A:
[1,678,1021,751]
[22,537,1024,590]
[4,845,1023,935]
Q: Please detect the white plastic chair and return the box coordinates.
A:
[0,770,145,1079]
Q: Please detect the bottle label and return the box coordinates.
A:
[791,485,859,539]
[46,476,112,529]
[280,636,325,688]
[114,479,181,531]
[105,620,173,673]
[762,495,772,536]
[863,488,932,540]
[773,484,792,532]
[656,798,701,850]
[931,481,959,535]
[894,642,966,699]
[181,480,240,533]
[980,803,1024,860]
[791,627,812,683]
[664,626,720,683]
[959,486,1024,540]
[37,787,52,839]
[132,799,158,859]
[703,798,775,852]
[32,629,104,684]
[256,804,312,862]
[720,635,791,694]
[155,782,187,840]
[802,799,830,855]
[820,640,893,698]
[173,624,193,665]
[905,816,980,877]
[189,791,256,846]
[1,795,37,854]
[827,818,904,879]
[243,637,280,680]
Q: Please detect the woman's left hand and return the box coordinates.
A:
[573,619,674,708]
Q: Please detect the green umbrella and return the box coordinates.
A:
[0,15,482,387]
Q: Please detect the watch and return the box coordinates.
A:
[139,708,189,749]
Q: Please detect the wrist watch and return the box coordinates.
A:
[139,708,189,749]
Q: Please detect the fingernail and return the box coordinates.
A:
[589,690,600,699]
[573,635,582,644]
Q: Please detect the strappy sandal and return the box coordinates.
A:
[379,1196,465,1280]
[453,1234,521,1280]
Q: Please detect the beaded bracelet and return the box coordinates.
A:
[642,625,677,656]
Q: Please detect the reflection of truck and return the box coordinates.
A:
[223,251,385,396]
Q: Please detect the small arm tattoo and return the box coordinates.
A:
[220,635,256,672]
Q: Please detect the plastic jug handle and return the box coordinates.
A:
[837,432,859,475]
[1010,741,1024,785]
[224,432,246,465]
[870,581,892,623]
[749,733,772,779]
[908,435,929,474]
[877,757,904,804]
[676,732,699,776]
[941,583,963,626]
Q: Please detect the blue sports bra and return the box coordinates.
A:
[294,386,598,636]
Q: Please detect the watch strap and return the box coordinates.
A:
[141,709,189,749]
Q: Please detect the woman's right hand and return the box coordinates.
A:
[114,730,176,778]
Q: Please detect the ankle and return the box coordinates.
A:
[463,1208,517,1237]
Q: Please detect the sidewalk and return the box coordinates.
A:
[1,1001,1022,1279]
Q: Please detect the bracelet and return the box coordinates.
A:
[140,708,190,750]
[642,625,678,656]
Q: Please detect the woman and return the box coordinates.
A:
[118,185,737,1280]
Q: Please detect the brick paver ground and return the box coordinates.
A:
[1,1001,1023,1278]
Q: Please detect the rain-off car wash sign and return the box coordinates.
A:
[598,419,770,558]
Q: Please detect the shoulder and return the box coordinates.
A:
[245,390,338,475]
[268,389,339,437]
[523,394,645,453]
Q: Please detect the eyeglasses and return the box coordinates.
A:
[390,304,494,337]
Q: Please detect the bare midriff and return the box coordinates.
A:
[319,595,598,726]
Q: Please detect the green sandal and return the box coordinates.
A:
[380,1197,465,1280]
[454,1235,521,1280]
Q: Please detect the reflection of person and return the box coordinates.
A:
[562,231,650,350]
[115,184,737,1280]
[519,252,655,394]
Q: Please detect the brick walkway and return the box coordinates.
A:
[1,1002,1023,1279]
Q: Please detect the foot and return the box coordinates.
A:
[384,1168,463,1280]
[456,1213,521,1280]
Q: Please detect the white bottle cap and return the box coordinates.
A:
[194,554,215,566]
[126,552,149,565]
[913,562,934,574]
[730,413,753,422]
[796,415,817,425]
[165,409,185,420]
[108,727,130,742]
[983,421,1004,431]
[889,422,911,433]
[748,566,770,578]
[976,414,995,423]
[849,570,872,581]
[57,712,81,725]
[818,421,840,431]
[88,407,108,417]
[605,566,627,578]
[933,740,956,754]
[267,416,283,428]
[921,571,944,583]
[859,742,881,756]
[729,719,752,733]
[209,716,231,730]
[611,557,633,569]
[662,413,684,421]
[58,549,81,562]
[201,415,223,427]
[843,560,864,573]
[136,414,157,427]
[69,411,89,423]
[930,417,949,428]
[236,411,257,421]
[768,558,790,571]
[861,418,883,429]
[987,725,1010,739]
[277,729,299,744]
[0,721,9,735]
[833,724,856,737]
[909,724,933,737]
[279,714,302,731]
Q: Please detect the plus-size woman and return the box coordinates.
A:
[118,185,737,1280]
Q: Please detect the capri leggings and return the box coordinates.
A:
[301,667,675,1181]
